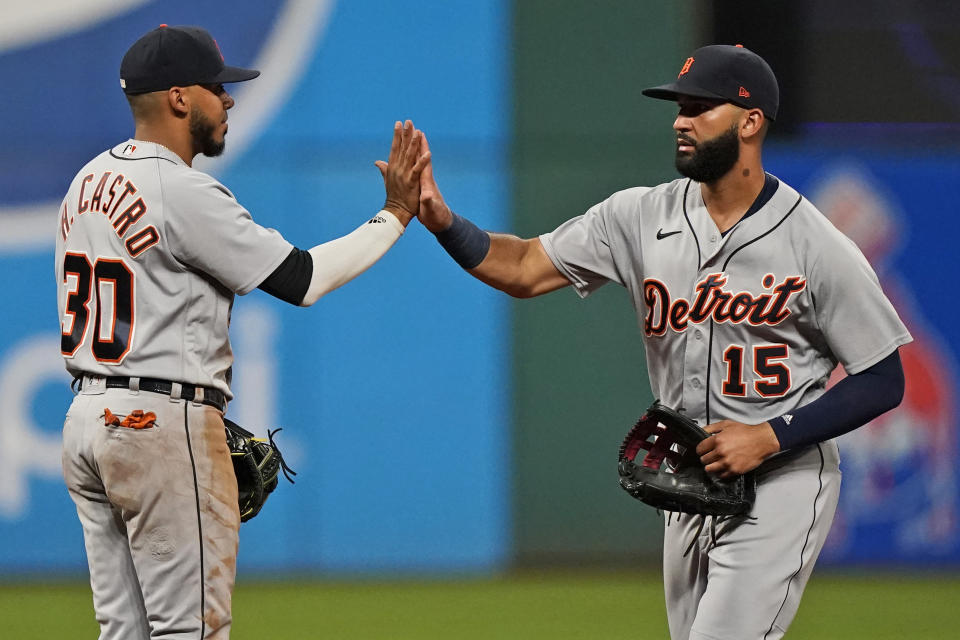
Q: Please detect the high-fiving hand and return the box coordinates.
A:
[415,131,454,233]
[375,120,431,225]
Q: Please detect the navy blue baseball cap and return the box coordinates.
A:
[643,44,779,121]
[120,24,260,95]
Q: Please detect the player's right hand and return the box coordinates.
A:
[416,131,454,233]
[375,120,431,224]
[697,420,781,478]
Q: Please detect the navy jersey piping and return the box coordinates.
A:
[720,173,780,237]
[721,194,803,271]
[109,150,178,163]
[680,180,703,272]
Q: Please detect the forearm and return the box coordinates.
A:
[769,349,905,451]
[434,214,568,297]
[300,210,405,305]
[468,233,545,297]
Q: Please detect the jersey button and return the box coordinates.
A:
[709,235,717,243]
[694,330,703,340]
[691,378,702,389]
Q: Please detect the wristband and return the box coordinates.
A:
[434,213,491,270]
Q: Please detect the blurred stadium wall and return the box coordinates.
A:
[510,1,696,566]
[1,0,958,578]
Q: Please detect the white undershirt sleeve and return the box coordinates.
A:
[300,210,406,306]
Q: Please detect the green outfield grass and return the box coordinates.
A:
[1,570,957,639]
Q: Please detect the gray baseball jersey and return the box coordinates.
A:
[540,175,912,639]
[57,139,292,639]
[56,140,292,399]
[540,176,910,425]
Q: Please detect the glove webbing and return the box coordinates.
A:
[619,414,689,470]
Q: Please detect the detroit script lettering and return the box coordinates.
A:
[643,272,807,335]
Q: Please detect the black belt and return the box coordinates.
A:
[75,376,226,412]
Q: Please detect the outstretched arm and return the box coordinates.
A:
[417,132,570,298]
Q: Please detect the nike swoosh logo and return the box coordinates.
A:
[656,228,682,240]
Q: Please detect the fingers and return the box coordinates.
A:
[392,120,427,177]
[702,445,734,478]
[382,121,420,178]
[419,164,439,204]
[420,131,433,174]
[704,462,733,479]
[412,149,431,175]
[418,131,438,187]
[699,427,762,477]
[703,422,724,434]
[387,121,402,165]
[399,120,416,165]
[699,448,719,465]
[698,431,729,476]
[695,434,716,457]
[408,130,423,170]
[381,120,426,218]
[380,119,442,220]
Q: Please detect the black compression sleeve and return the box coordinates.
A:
[769,349,905,451]
[257,247,313,305]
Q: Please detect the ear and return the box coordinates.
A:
[740,109,765,141]
[166,87,190,117]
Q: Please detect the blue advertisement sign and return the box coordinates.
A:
[0,0,509,574]
[766,142,960,565]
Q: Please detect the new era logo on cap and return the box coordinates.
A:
[739,86,750,98]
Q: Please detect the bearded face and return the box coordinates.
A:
[189,105,225,157]
[675,122,740,184]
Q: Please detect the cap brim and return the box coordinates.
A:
[642,82,776,120]
[209,65,261,84]
[641,82,729,103]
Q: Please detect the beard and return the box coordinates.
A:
[189,106,226,157]
[675,124,740,183]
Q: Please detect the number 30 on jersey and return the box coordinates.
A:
[61,252,134,363]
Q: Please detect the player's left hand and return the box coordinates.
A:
[375,119,432,225]
[696,420,781,478]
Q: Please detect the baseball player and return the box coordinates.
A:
[415,45,911,639]
[57,25,428,639]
